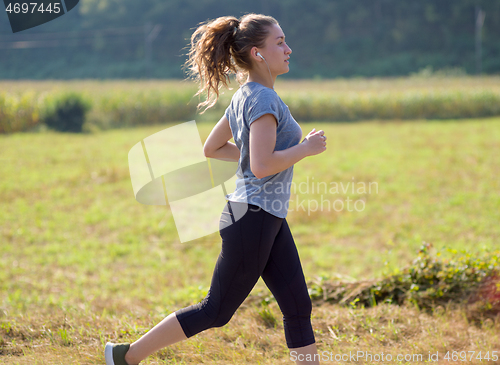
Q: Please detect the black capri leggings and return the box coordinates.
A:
[175,201,315,349]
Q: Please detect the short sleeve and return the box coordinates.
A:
[245,88,281,128]
[224,103,232,121]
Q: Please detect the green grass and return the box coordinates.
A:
[291,118,500,279]
[1,116,500,363]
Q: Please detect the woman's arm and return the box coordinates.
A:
[203,115,240,162]
[249,114,326,179]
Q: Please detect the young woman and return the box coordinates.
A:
[105,13,327,365]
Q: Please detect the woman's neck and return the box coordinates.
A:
[247,69,275,90]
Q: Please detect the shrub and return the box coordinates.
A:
[42,92,92,133]
[307,242,500,316]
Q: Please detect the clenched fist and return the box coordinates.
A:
[301,128,327,156]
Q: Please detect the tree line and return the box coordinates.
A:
[0,0,498,79]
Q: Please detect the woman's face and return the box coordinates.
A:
[258,24,292,76]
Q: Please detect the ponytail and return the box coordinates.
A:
[185,14,278,113]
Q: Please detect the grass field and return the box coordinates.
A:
[1,90,500,363]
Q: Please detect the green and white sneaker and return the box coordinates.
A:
[104,342,131,365]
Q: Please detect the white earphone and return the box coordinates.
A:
[256,51,273,89]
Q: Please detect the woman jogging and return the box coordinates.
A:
[105,13,327,365]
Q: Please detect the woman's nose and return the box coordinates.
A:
[285,43,292,54]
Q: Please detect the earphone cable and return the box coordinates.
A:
[262,57,274,90]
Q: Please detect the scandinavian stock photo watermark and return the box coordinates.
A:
[290,350,499,363]
[247,176,379,216]
[4,1,80,33]
[128,121,378,243]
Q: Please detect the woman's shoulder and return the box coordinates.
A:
[242,83,280,104]
[229,83,281,116]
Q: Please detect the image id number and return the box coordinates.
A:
[444,351,498,362]
[5,2,62,14]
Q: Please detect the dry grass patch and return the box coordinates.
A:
[1,301,499,364]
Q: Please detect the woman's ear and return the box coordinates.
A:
[250,46,261,61]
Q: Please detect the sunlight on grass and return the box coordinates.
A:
[1,99,499,363]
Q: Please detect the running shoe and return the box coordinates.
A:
[104,342,131,365]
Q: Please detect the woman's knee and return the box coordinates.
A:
[291,290,312,317]
[201,299,235,328]
[211,312,234,328]
[300,295,313,317]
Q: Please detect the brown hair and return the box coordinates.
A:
[185,13,279,113]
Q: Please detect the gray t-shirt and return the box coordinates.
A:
[224,82,303,218]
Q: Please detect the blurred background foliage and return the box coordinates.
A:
[0,0,499,79]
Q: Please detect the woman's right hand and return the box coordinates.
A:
[301,128,327,156]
